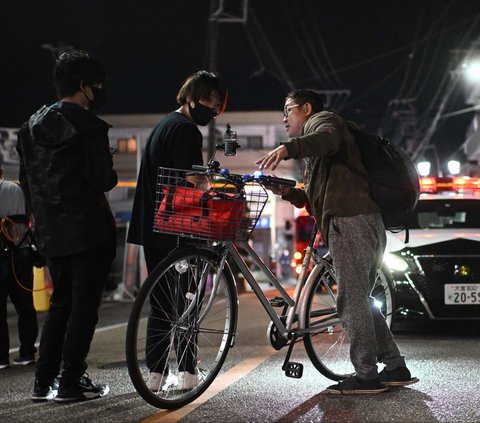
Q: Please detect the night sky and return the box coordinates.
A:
[2,0,480,162]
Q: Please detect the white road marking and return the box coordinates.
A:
[142,346,276,423]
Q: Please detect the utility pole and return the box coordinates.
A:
[388,98,419,154]
[314,89,350,111]
[412,45,480,163]
[205,0,248,159]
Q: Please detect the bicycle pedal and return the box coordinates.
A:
[269,296,287,307]
[284,362,303,379]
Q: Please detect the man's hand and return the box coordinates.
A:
[255,145,288,171]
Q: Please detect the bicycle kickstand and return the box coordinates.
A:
[281,333,303,379]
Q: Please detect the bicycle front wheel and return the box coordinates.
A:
[301,260,394,381]
[126,247,238,409]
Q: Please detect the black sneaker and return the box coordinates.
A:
[31,378,59,401]
[54,375,110,402]
[0,362,10,370]
[13,355,36,366]
[378,366,419,387]
[324,375,389,395]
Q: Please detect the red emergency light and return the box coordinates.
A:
[419,176,480,193]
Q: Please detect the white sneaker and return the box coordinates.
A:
[146,372,178,391]
[177,371,198,390]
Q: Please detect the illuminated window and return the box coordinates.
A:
[116,137,137,154]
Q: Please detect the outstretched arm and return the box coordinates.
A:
[255,145,288,171]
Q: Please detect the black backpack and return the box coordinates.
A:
[337,127,420,242]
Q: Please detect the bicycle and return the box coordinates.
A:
[125,160,394,409]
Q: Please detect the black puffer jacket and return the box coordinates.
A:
[17,102,117,257]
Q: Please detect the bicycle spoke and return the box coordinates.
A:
[126,248,237,409]
[302,261,394,381]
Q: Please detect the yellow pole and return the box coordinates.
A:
[33,267,50,311]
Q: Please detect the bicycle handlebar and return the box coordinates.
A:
[256,174,296,188]
[191,163,296,188]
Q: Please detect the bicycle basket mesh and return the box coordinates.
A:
[153,167,268,241]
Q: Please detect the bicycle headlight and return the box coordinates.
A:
[384,253,408,272]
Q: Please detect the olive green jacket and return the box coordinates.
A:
[282,111,379,244]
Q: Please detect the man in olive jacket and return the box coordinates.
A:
[256,89,418,394]
[17,50,116,402]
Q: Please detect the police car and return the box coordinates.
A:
[384,176,480,322]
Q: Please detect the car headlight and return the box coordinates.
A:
[384,253,408,272]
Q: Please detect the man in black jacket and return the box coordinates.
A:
[17,50,117,402]
[128,70,227,391]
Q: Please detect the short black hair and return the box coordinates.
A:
[286,89,324,114]
[53,49,107,98]
[176,70,228,113]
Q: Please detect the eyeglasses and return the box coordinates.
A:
[283,104,301,118]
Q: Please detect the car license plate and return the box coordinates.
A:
[445,284,480,305]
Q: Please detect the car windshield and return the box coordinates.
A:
[409,199,480,229]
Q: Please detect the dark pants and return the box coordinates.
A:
[144,245,197,374]
[0,248,38,363]
[35,239,115,384]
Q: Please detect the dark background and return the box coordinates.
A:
[2,0,480,162]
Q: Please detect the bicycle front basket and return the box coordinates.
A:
[153,168,268,241]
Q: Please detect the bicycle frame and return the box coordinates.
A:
[153,164,345,347]
[225,236,316,340]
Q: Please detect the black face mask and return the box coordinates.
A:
[188,102,216,126]
[89,86,107,109]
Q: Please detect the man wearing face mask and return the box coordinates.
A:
[128,70,227,391]
[17,49,117,402]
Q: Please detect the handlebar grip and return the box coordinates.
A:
[260,175,297,187]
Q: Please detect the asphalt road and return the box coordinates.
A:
[2,290,480,423]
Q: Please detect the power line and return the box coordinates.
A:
[412,18,480,161]
[295,10,480,85]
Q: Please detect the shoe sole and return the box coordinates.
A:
[324,387,389,395]
[54,385,110,402]
[54,394,100,402]
[31,395,56,401]
[31,391,57,401]
[13,361,35,366]
[382,377,419,387]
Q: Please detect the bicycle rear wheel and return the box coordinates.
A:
[301,259,394,381]
[126,247,237,409]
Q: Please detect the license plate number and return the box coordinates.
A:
[445,284,480,305]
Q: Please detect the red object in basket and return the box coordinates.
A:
[155,186,245,241]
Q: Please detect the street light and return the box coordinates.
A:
[417,161,431,176]
[447,160,461,175]
[463,60,480,82]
